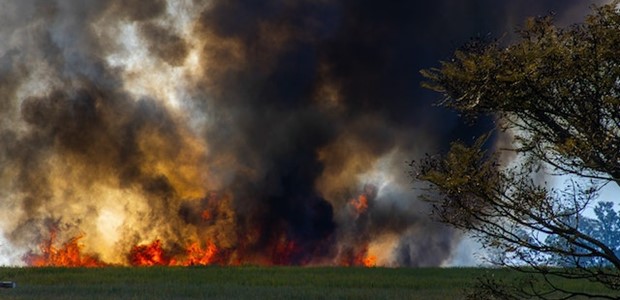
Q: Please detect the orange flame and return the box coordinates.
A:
[362,254,377,267]
[338,244,376,267]
[24,185,382,268]
[128,239,222,266]
[184,241,219,266]
[26,232,378,267]
[24,229,104,267]
[355,245,377,267]
[349,194,369,215]
[129,239,171,266]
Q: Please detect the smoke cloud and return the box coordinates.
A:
[0,0,605,266]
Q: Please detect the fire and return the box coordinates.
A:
[363,254,377,267]
[349,194,369,215]
[129,240,171,266]
[22,185,383,268]
[349,184,376,216]
[24,229,104,267]
[338,244,377,267]
[201,210,212,221]
[272,238,301,265]
[128,239,222,266]
[184,241,219,266]
[352,246,377,267]
[0,0,468,269]
[25,231,381,268]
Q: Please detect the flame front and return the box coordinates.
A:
[24,229,104,267]
[24,191,378,268]
[184,242,219,266]
[129,240,171,267]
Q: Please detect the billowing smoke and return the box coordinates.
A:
[0,0,605,266]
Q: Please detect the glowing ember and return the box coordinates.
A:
[24,229,103,267]
[272,239,300,265]
[352,247,367,266]
[201,210,212,221]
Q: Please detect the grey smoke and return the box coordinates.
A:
[0,0,606,266]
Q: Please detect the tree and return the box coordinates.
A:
[412,2,620,299]
[546,201,620,268]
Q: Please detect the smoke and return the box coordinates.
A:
[0,0,605,266]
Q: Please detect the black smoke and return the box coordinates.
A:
[0,0,605,266]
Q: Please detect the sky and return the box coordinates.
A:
[0,0,612,267]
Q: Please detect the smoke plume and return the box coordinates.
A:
[0,0,605,266]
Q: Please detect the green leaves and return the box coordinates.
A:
[421,2,620,182]
[415,2,620,298]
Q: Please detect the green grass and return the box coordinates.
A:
[0,267,614,299]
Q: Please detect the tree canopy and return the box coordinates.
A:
[413,2,620,299]
[546,201,620,268]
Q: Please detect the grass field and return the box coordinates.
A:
[0,266,614,299]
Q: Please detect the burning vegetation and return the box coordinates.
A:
[1,0,591,268]
[0,0,452,267]
[24,228,104,267]
[22,190,379,267]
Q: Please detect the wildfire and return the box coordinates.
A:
[24,229,104,267]
[24,230,382,267]
[184,241,219,266]
[128,239,222,266]
[22,185,383,268]
[339,245,377,267]
[129,240,171,266]
[351,248,375,267]
[363,254,377,267]
[272,238,301,265]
